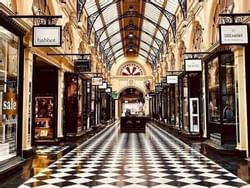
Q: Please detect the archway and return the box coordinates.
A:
[118,87,145,118]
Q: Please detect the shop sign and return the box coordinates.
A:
[91,77,103,86]
[167,75,178,84]
[2,92,17,115]
[98,82,107,89]
[156,85,163,92]
[33,26,62,47]
[111,92,118,100]
[148,92,155,96]
[184,59,202,71]
[74,59,91,72]
[219,24,249,45]
[105,87,112,93]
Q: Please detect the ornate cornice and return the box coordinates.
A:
[0,3,26,35]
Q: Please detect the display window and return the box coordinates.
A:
[182,75,189,131]
[64,73,84,136]
[34,96,55,139]
[207,57,220,122]
[207,53,236,124]
[220,54,235,123]
[0,26,19,161]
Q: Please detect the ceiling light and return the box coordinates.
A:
[129,6,134,11]
[129,48,133,52]
[129,33,133,37]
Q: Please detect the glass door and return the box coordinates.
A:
[190,98,199,133]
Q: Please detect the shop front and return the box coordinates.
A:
[205,50,237,147]
[0,8,25,163]
[64,72,85,137]
[244,45,250,156]
[32,55,58,144]
[164,74,180,127]
[178,71,202,136]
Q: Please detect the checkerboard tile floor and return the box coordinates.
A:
[19,123,250,188]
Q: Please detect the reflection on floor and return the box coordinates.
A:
[35,146,70,155]
[19,123,249,188]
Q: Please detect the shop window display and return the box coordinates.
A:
[221,54,235,123]
[207,53,236,124]
[34,96,54,139]
[0,26,19,161]
[208,57,220,122]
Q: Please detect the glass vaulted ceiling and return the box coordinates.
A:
[84,0,180,66]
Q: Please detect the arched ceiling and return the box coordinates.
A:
[80,0,187,68]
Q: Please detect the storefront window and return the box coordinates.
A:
[221,54,235,123]
[0,26,19,161]
[207,53,235,124]
[183,75,189,131]
[208,57,220,122]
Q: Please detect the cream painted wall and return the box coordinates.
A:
[111,56,153,94]
[110,56,154,117]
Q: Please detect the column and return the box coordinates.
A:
[57,68,64,138]
[22,47,33,154]
[115,99,119,120]
[233,47,248,154]
[145,96,150,116]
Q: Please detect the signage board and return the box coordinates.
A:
[98,82,107,89]
[33,26,62,47]
[111,92,118,100]
[74,59,91,73]
[2,92,17,115]
[184,59,202,71]
[219,24,249,45]
[105,87,112,93]
[155,85,163,92]
[167,75,178,84]
[91,77,103,86]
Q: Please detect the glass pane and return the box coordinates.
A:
[221,53,235,123]
[0,26,19,161]
[208,57,220,122]
[183,75,189,131]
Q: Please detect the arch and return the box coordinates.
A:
[117,61,146,76]
[99,24,163,53]
[207,1,220,46]
[95,10,168,45]
[118,86,146,98]
[86,1,176,41]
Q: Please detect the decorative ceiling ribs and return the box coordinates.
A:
[77,0,86,21]
[94,10,169,48]
[178,0,187,19]
[99,24,164,55]
[105,50,156,69]
[104,35,159,57]
[143,0,176,37]
[87,0,119,42]
[81,0,185,66]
